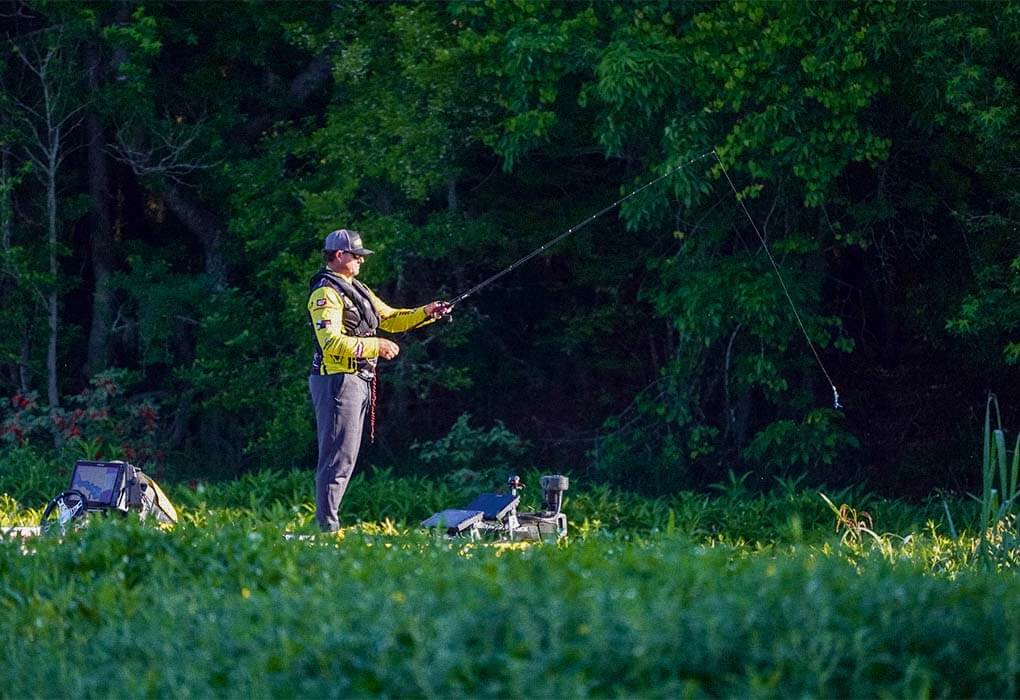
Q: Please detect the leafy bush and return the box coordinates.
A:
[0,370,166,469]
[743,408,860,475]
[411,413,530,472]
[0,447,65,520]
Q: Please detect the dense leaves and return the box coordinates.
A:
[0,1,1017,494]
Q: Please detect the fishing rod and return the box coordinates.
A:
[425,147,842,409]
[446,150,716,307]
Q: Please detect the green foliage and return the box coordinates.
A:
[412,413,530,473]
[0,490,1017,697]
[574,1,882,485]
[0,447,64,518]
[907,5,1020,368]
[947,255,1020,365]
[1,370,165,467]
[1,0,1018,497]
[593,368,696,493]
[113,255,209,368]
[744,409,860,475]
[976,393,1020,563]
[0,243,49,385]
[176,284,312,472]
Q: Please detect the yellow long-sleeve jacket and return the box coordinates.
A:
[307,272,433,376]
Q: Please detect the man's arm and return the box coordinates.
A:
[364,286,438,334]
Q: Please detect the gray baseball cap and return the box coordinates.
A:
[323,229,374,255]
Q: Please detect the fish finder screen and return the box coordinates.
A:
[70,462,124,505]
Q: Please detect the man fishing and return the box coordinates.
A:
[307,229,451,532]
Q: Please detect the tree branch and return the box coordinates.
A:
[109,118,219,184]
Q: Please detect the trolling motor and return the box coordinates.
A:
[421,473,570,541]
[37,460,178,535]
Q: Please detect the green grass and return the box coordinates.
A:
[1,452,1018,697]
[1,516,1018,698]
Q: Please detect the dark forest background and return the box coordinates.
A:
[1,0,1017,498]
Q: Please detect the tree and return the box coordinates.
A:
[0,1,1013,495]
[0,107,34,394]
[5,36,84,409]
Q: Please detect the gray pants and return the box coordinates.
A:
[309,372,370,532]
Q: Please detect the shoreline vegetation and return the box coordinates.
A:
[1,465,1018,697]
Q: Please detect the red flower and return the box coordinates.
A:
[137,405,159,432]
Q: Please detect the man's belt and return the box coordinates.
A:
[308,364,374,381]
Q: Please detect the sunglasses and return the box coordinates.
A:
[342,251,365,260]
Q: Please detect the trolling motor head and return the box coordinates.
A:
[539,474,569,515]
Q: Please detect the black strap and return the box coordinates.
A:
[312,270,380,333]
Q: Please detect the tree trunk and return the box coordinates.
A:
[46,156,59,409]
[233,53,333,145]
[0,143,27,394]
[1,144,10,251]
[19,336,31,396]
[84,41,115,377]
[159,181,227,290]
[447,177,458,212]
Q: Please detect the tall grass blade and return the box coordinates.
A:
[979,394,998,560]
[942,499,958,539]
[1011,433,1020,502]
[818,492,841,517]
[995,428,1008,504]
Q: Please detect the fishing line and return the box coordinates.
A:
[402,147,843,411]
[447,150,716,306]
[396,150,713,333]
[712,149,842,410]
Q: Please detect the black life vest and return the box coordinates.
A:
[308,269,380,374]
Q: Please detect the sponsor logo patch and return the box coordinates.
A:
[315,299,327,307]
[316,319,331,329]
